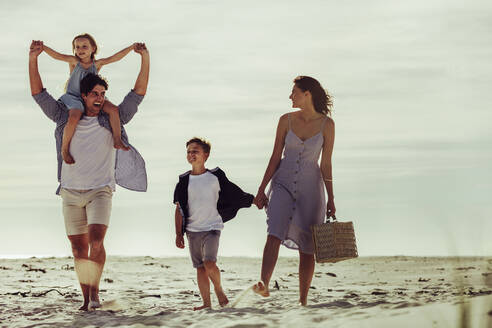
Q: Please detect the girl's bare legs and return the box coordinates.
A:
[253,234,281,297]
[203,261,229,307]
[195,267,211,310]
[62,109,83,164]
[299,251,315,306]
[102,101,129,151]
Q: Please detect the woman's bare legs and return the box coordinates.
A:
[298,251,315,306]
[253,235,281,297]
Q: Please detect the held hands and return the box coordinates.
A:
[254,189,268,209]
[175,234,185,249]
[29,40,43,58]
[133,42,148,56]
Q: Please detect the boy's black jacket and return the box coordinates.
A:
[173,167,254,234]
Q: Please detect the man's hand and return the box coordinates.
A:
[175,234,185,249]
[29,40,43,59]
[133,42,150,96]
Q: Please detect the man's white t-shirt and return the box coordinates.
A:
[186,171,223,232]
[61,116,116,190]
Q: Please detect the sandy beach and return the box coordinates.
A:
[0,256,491,327]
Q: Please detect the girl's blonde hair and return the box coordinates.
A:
[72,33,98,60]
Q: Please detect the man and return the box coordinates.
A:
[28,40,150,311]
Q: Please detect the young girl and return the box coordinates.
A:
[42,33,135,164]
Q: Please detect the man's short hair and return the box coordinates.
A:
[186,137,211,154]
[80,73,108,95]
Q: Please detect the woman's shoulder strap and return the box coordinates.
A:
[320,115,329,132]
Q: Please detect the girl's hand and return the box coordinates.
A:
[326,200,336,218]
[29,40,43,58]
[175,234,185,249]
[254,189,268,209]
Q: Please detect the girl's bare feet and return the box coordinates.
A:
[62,149,75,164]
[113,137,130,151]
[215,288,229,307]
[252,281,270,297]
[193,304,211,311]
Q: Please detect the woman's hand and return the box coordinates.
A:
[254,189,268,209]
[326,199,336,218]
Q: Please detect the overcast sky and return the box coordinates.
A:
[0,0,491,258]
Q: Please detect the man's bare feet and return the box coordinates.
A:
[113,138,130,151]
[88,300,101,311]
[193,304,211,311]
[252,281,270,297]
[215,288,229,307]
[79,302,89,311]
[62,149,75,164]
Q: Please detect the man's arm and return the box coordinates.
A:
[29,40,65,123]
[133,43,150,96]
[29,40,44,95]
[118,43,150,125]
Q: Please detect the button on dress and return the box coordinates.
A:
[266,114,327,254]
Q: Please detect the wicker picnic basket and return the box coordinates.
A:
[311,216,358,263]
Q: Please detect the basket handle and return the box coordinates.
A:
[325,215,337,223]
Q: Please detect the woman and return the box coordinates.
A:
[253,76,335,306]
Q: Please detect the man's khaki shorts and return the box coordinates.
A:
[60,186,113,236]
[186,230,221,268]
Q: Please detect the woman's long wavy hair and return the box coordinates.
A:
[294,76,333,116]
[72,33,98,60]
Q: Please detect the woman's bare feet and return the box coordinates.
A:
[215,288,229,307]
[193,304,211,311]
[252,281,270,297]
[62,149,75,164]
[113,137,130,151]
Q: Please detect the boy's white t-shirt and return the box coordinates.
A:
[186,171,223,232]
[61,116,116,190]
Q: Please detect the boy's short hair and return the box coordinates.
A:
[80,73,108,95]
[186,137,211,154]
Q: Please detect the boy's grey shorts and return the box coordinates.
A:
[186,230,221,268]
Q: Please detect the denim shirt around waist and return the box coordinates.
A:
[32,89,147,194]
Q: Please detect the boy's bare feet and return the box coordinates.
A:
[113,138,130,151]
[193,304,211,311]
[215,288,229,307]
[79,302,89,311]
[252,281,270,297]
[62,149,75,164]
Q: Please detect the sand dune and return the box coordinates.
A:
[0,256,491,327]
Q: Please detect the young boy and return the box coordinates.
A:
[173,137,254,310]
